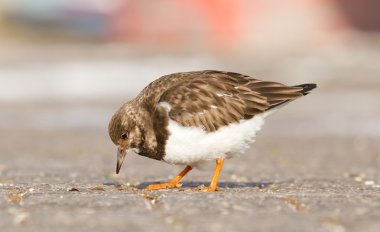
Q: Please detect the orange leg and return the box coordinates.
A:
[201,157,225,192]
[146,166,192,190]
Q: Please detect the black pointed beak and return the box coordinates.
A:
[116,147,127,174]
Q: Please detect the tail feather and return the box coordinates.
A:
[267,83,316,110]
[295,83,317,95]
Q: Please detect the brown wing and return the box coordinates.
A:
[159,70,306,132]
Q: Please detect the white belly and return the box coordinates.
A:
[163,115,266,166]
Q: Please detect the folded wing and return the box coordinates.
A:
[159,70,308,132]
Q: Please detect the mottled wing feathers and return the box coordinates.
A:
[158,71,312,132]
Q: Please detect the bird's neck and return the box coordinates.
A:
[135,104,169,161]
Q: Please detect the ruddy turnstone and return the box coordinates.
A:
[108,70,316,191]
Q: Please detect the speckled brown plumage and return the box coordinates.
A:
[108,70,316,170]
[158,71,312,132]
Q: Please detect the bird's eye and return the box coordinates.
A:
[121,133,128,140]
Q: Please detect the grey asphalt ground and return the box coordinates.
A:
[1,41,380,232]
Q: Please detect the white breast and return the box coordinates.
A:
[163,115,266,166]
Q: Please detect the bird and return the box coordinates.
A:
[108,70,316,192]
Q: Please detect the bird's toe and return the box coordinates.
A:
[146,182,182,190]
[191,185,220,192]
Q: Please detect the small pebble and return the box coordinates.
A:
[91,185,106,191]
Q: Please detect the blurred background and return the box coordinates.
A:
[0,0,380,101]
[0,0,380,190]
[1,1,380,231]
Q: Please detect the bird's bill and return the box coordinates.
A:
[116,147,127,174]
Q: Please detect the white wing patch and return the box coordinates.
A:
[159,102,172,112]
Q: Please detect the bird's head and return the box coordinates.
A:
[108,102,143,174]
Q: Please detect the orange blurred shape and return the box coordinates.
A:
[109,0,246,52]
[182,0,246,48]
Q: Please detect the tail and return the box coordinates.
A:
[267,83,317,110]
[294,83,317,95]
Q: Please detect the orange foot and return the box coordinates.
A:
[146,182,182,190]
[191,157,224,192]
[146,166,192,191]
[192,186,220,192]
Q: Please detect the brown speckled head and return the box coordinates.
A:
[108,101,144,174]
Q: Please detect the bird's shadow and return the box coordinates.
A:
[136,181,272,190]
